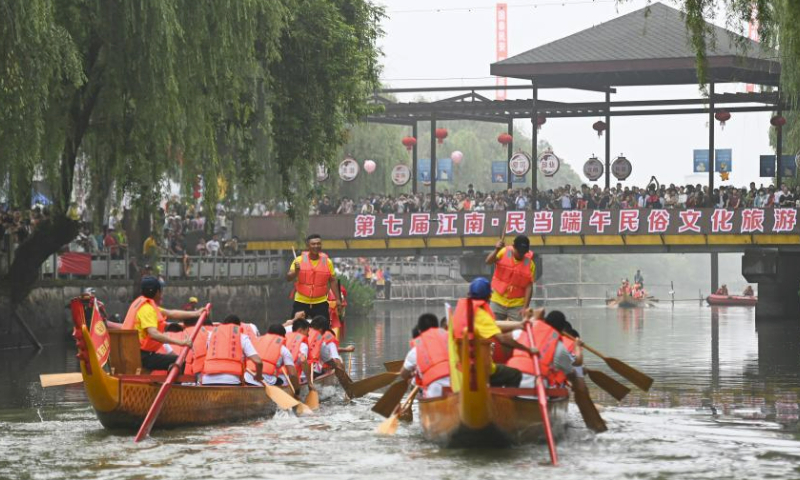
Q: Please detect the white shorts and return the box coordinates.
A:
[423,377,451,398]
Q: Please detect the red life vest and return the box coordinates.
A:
[308,329,336,364]
[490,248,534,299]
[185,326,209,376]
[413,328,450,387]
[121,295,167,352]
[295,252,331,299]
[506,321,561,382]
[451,298,495,340]
[249,333,284,376]
[285,332,308,363]
[202,324,244,377]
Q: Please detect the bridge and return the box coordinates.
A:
[234,208,800,321]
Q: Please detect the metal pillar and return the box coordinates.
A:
[710,252,719,295]
[430,114,437,214]
[412,122,418,194]
[531,81,538,203]
[708,82,715,206]
[605,90,611,190]
[776,90,783,188]
[506,118,513,190]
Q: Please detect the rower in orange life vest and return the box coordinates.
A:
[244,323,300,391]
[201,314,263,386]
[307,316,346,375]
[286,234,342,322]
[121,276,205,372]
[399,314,450,398]
[448,277,540,389]
[285,318,311,386]
[485,235,535,322]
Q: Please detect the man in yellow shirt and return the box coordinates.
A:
[286,234,341,321]
[485,235,535,322]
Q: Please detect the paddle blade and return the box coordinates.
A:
[348,372,398,399]
[306,389,320,410]
[383,360,404,372]
[604,357,653,392]
[265,385,301,410]
[585,368,631,402]
[376,415,399,436]
[295,402,315,416]
[40,372,83,388]
[372,381,409,418]
[572,382,608,433]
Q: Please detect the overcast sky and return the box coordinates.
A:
[374,0,779,188]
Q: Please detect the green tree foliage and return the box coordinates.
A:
[0,0,383,304]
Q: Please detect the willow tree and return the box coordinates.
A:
[0,0,382,308]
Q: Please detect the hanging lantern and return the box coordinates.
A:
[497,133,513,146]
[401,136,417,151]
[770,115,786,128]
[714,110,731,128]
[435,128,448,144]
[363,159,376,174]
[450,151,463,165]
[592,120,607,138]
[536,114,547,131]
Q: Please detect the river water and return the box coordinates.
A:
[2,302,800,480]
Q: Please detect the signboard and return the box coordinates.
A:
[391,164,411,186]
[338,157,359,182]
[583,157,604,181]
[694,149,733,172]
[760,155,797,177]
[538,152,560,177]
[418,159,453,183]
[611,156,632,180]
[509,152,531,177]
[315,164,329,182]
[491,161,524,184]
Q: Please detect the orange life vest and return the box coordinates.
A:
[490,248,534,299]
[413,328,450,387]
[308,329,336,365]
[451,298,495,340]
[241,323,259,339]
[185,326,209,376]
[122,295,167,352]
[249,333,284,376]
[549,336,576,386]
[202,324,244,377]
[328,290,343,330]
[164,330,189,356]
[506,321,560,382]
[285,332,308,363]
[295,252,331,299]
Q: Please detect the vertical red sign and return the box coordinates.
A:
[496,3,508,101]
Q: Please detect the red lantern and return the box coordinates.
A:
[592,120,607,138]
[770,115,786,127]
[714,110,731,128]
[401,136,417,151]
[497,133,513,146]
[435,128,448,144]
[536,114,547,131]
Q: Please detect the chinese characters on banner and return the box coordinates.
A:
[351,209,799,238]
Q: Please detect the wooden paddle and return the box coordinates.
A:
[348,371,399,398]
[250,368,313,414]
[526,323,558,465]
[376,385,419,436]
[134,304,211,442]
[563,333,653,392]
[584,368,630,402]
[40,372,83,388]
[306,369,320,410]
[372,380,410,418]
[570,378,607,433]
[383,360,403,372]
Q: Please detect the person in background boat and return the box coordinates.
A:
[286,234,342,322]
[122,276,204,372]
[634,269,644,287]
[617,279,630,297]
[485,235,535,322]
[400,313,450,398]
[286,318,311,386]
[507,310,577,391]
[201,314,263,386]
[449,277,540,390]
[715,284,729,296]
[742,285,755,297]
[631,282,646,300]
[245,324,299,391]
[183,296,199,311]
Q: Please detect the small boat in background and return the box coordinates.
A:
[706,294,758,307]
[607,293,653,308]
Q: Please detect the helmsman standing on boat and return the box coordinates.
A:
[485,235,535,322]
[286,234,342,322]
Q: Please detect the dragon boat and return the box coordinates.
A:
[706,294,758,307]
[607,293,652,308]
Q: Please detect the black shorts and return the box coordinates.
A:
[291,301,329,321]
[141,351,182,372]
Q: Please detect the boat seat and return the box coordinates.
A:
[109,330,144,375]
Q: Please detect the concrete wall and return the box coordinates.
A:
[0,279,294,350]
